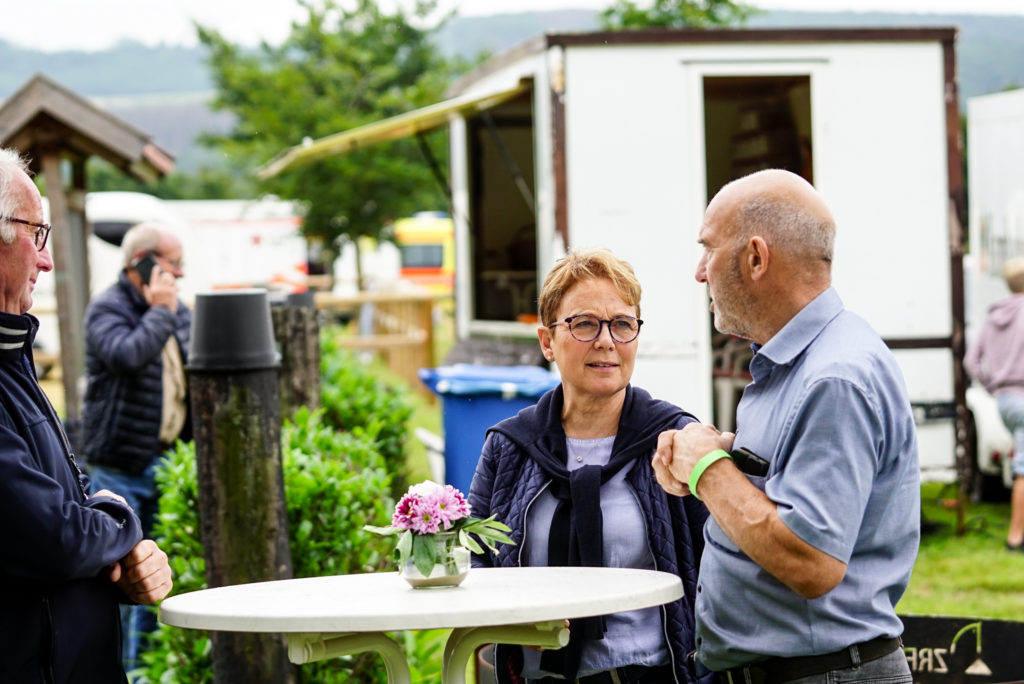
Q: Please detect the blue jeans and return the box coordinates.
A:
[996,392,1024,477]
[88,461,160,678]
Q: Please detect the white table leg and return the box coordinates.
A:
[286,632,412,684]
[442,621,570,684]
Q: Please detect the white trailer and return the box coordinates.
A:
[263,27,968,480]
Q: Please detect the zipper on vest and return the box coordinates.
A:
[518,480,552,567]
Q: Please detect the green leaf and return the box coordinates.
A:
[476,528,514,545]
[458,529,485,555]
[412,533,437,576]
[396,529,413,565]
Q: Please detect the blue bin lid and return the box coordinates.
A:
[419,364,560,398]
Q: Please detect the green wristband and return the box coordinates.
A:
[689,449,732,501]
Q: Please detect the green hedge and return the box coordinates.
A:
[320,332,413,500]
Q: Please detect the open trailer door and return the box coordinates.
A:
[684,30,966,482]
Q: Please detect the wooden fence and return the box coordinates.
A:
[315,289,439,400]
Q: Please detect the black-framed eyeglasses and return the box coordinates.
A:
[550,314,644,343]
[2,216,51,251]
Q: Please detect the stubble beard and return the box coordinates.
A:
[711,254,755,340]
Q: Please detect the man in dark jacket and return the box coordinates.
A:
[81,220,190,673]
[0,146,172,683]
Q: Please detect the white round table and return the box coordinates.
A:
[160,566,684,683]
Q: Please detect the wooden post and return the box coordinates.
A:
[40,148,86,420]
[272,299,321,421]
[189,291,295,684]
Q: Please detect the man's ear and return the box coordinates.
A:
[746,236,770,281]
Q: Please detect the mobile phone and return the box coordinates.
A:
[731,447,770,477]
[133,252,158,284]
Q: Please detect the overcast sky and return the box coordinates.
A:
[7,0,1024,52]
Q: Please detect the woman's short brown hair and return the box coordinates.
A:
[538,247,641,326]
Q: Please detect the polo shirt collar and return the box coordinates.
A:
[749,287,844,381]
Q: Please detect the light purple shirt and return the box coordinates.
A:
[521,436,668,678]
[965,293,1024,394]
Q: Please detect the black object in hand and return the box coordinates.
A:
[133,252,158,284]
[731,447,770,476]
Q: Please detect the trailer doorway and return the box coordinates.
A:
[702,74,813,428]
[466,90,537,326]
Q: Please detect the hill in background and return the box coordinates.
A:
[2,9,1022,170]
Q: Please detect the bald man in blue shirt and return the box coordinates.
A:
[654,169,918,684]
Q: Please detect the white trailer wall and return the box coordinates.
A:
[967,89,1024,327]
[561,39,955,471]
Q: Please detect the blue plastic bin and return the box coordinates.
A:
[419,364,560,497]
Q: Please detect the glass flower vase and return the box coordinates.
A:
[400,531,471,589]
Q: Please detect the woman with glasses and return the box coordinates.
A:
[468,248,709,684]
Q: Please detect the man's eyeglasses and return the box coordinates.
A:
[2,216,51,251]
[550,314,644,343]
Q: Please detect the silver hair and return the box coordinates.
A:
[0,148,32,244]
[121,222,165,268]
[734,194,835,265]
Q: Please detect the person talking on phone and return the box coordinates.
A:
[81,222,191,677]
[652,170,919,684]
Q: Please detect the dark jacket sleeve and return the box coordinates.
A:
[0,423,143,581]
[85,293,178,375]
[468,432,500,569]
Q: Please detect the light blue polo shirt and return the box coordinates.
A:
[696,287,920,671]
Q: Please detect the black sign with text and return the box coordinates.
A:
[901,615,1024,683]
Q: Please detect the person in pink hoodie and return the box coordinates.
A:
[966,256,1024,552]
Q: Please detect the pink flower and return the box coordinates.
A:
[408,497,442,534]
[390,481,470,534]
[435,485,470,530]
[391,491,420,531]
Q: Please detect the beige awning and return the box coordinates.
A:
[258,80,531,178]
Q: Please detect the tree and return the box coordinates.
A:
[86,158,256,200]
[600,0,756,30]
[197,0,456,288]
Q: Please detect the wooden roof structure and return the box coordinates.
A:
[0,73,173,182]
[0,73,174,419]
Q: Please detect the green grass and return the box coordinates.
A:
[403,385,442,484]
[899,482,1024,620]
